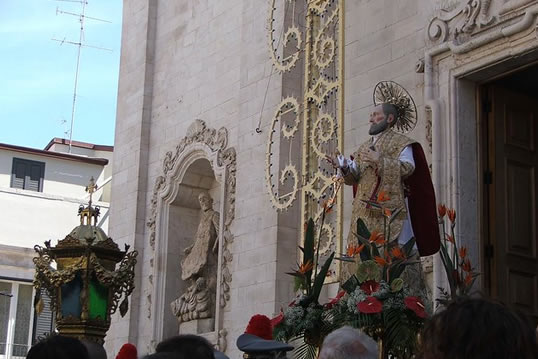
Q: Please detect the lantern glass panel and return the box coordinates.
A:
[61,273,82,318]
[89,276,107,320]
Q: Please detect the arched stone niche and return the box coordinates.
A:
[147,120,235,351]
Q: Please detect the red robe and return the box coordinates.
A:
[404,143,440,256]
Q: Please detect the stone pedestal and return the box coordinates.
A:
[179,318,215,335]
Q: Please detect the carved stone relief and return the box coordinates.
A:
[500,0,536,15]
[428,0,496,44]
[146,119,236,350]
[171,192,219,324]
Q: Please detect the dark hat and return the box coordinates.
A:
[236,333,293,354]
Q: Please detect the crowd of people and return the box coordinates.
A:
[25,297,537,359]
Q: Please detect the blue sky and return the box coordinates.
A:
[0,0,122,149]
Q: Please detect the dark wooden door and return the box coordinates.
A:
[487,85,538,321]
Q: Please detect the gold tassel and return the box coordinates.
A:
[36,298,44,315]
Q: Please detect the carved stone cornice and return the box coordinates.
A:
[428,0,496,44]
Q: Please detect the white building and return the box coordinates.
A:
[0,138,112,359]
[109,0,538,357]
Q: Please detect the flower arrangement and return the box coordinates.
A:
[272,191,430,359]
[436,205,479,306]
[327,214,429,359]
[272,210,338,356]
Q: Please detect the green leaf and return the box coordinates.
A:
[304,218,316,290]
[356,218,371,240]
[353,232,372,261]
[402,237,416,257]
[286,271,306,278]
[310,252,335,304]
[388,206,404,225]
[294,276,305,292]
[342,275,359,293]
[439,242,456,294]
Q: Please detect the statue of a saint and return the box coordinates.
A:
[171,191,219,323]
[327,81,441,291]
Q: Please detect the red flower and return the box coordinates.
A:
[270,310,284,328]
[360,280,380,295]
[357,296,383,314]
[405,296,426,318]
[446,235,455,243]
[325,290,346,309]
[245,314,273,340]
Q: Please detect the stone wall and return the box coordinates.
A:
[108,0,538,357]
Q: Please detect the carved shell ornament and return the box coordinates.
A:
[373,81,418,134]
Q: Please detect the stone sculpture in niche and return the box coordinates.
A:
[171,192,220,323]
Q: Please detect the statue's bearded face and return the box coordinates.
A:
[368,105,391,135]
[198,193,213,210]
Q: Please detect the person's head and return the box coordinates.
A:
[82,340,107,359]
[26,335,89,359]
[198,192,213,211]
[368,103,398,135]
[156,335,215,359]
[417,297,538,359]
[319,326,378,359]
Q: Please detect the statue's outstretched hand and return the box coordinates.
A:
[325,150,341,169]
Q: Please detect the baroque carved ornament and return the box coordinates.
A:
[428,0,496,43]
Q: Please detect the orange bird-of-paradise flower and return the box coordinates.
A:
[390,246,405,259]
[458,246,467,259]
[369,231,385,245]
[377,190,390,203]
[374,256,388,266]
[438,204,447,218]
[346,244,365,257]
[383,208,392,217]
[462,258,472,273]
[446,235,455,244]
[298,260,314,274]
[447,208,456,223]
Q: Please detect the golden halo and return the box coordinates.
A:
[373,81,417,133]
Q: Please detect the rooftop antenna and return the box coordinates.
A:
[52,0,112,153]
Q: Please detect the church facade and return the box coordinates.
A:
[107,0,538,356]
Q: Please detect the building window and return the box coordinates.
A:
[0,281,36,359]
[10,158,45,192]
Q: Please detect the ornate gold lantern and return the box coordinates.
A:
[33,178,138,344]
